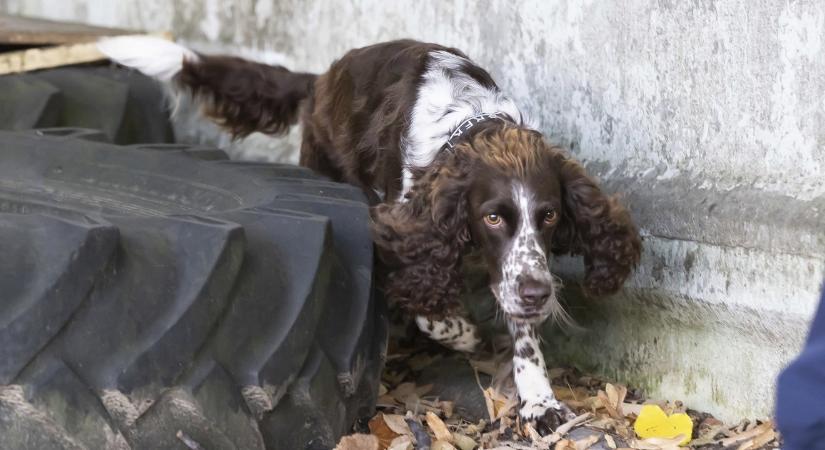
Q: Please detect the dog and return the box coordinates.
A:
[99,37,642,431]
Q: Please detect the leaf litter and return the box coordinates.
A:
[336,334,781,450]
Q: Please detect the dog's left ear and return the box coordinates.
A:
[551,152,642,296]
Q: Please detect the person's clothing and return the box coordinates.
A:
[777,283,825,449]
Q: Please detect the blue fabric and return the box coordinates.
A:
[777,284,825,450]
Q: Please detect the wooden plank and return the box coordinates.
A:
[0,14,136,45]
[0,41,104,75]
[0,32,172,75]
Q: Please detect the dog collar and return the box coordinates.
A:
[443,112,514,150]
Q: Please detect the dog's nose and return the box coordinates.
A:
[518,278,552,305]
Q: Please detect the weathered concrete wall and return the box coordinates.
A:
[3,0,824,421]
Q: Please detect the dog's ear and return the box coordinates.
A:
[370,153,472,315]
[551,153,641,296]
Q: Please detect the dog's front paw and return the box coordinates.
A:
[447,321,481,353]
[415,315,481,353]
[520,398,576,435]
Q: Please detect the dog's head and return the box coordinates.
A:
[372,125,641,323]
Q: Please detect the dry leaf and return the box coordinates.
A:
[622,403,645,416]
[404,395,423,413]
[553,385,590,402]
[464,421,484,436]
[452,432,477,450]
[432,440,458,450]
[751,428,777,446]
[481,387,516,421]
[416,384,434,396]
[335,434,380,450]
[482,388,497,422]
[377,394,398,406]
[388,435,413,450]
[629,435,684,450]
[426,411,453,442]
[541,413,593,445]
[598,391,622,419]
[739,428,776,449]
[574,435,599,450]
[523,422,543,442]
[389,383,417,401]
[382,414,413,437]
[554,439,577,450]
[604,434,617,449]
[369,414,401,449]
[719,421,774,447]
[440,400,454,418]
[699,417,723,430]
[606,384,627,416]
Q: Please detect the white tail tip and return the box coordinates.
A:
[97,35,198,81]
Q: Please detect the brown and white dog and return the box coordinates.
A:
[99,37,641,431]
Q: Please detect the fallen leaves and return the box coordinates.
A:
[453,432,477,450]
[482,386,517,422]
[594,384,622,420]
[719,421,776,449]
[388,435,413,450]
[629,435,685,450]
[368,414,403,448]
[339,333,782,450]
[542,413,593,445]
[432,440,458,450]
[426,411,453,442]
[335,433,379,450]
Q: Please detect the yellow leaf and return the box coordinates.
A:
[633,405,693,446]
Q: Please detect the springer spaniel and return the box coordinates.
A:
[99,37,642,431]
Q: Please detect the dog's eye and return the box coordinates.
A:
[543,210,558,225]
[483,213,503,227]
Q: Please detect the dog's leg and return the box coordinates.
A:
[415,315,481,353]
[509,321,575,433]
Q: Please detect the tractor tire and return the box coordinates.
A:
[0,66,174,145]
[0,128,386,450]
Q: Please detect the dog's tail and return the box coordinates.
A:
[97,36,317,138]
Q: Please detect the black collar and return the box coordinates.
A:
[442,112,514,150]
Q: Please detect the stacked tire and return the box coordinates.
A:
[0,68,385,450]
[0,66,174,144]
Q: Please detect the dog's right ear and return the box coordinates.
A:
[370,153,472,315]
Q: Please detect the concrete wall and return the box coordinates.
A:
[2,0,824,421]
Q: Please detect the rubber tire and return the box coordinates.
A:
[0,66,174,145]
[0,128,386,450]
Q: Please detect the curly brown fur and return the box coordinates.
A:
[551,153,642,296]
[449,125,641,298]
[372,125,641,316]
[370,151,474,316]
[177,55,317,138]
[162,40,640,308]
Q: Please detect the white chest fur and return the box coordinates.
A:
[399,50,527,200]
